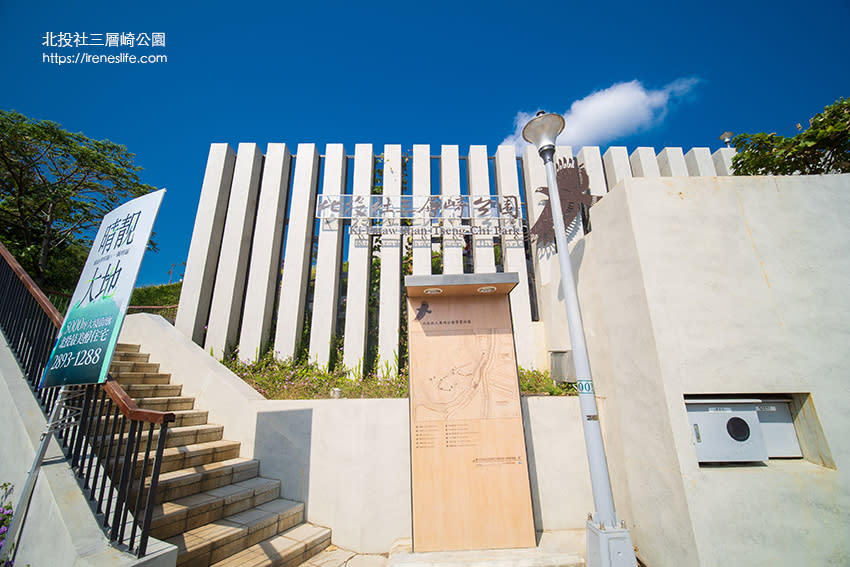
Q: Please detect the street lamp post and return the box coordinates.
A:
[522,111,637,567]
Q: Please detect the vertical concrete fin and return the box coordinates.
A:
[522,145,570,354]
[377,145,402,375]
[556,146,585,247]
[577,146,607,196]
[342,144,374,375]
[176,143,236,345]
[411,144,432,276]
[495,145,536,369]
[440,145,464,274]
[602,146,632,190]
[658,147,688,177]
[204,143,264,359]
[309,144,347,367]
[712,147,736,175]
[685,147,717,176]
[273,144,320,360]
[239,143,293,363]
[630,147,660,178]
[468,145,496,274]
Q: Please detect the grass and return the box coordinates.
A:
[129,282,182,322]
[128,281,577,400]
[222,349,576,400]
[130,281,182,306]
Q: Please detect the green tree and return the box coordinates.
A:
[0,109,155,290]
[732,97,850,175]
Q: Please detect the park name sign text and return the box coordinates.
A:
[40,189,165,388]
[316,194,524,237]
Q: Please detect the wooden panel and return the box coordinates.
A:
[309,144,346,367]
[274,144,320,359]
[407,282,535,552]
[440,145,464,274]
[378,145,402,374]
[412,144,432,276]
[342,144,374,375]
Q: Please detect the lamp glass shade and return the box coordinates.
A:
[522,113,565,149]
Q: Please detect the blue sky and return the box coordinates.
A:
[2,0,848,285]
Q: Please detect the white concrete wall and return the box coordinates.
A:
[119,314,595,554]
[0,337,177,567]
[577,174,850,567]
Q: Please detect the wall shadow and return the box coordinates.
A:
[254,408,313,514]
[520,397,543,544]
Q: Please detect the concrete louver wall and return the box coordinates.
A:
[175,143,735,372]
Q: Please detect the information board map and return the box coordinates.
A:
[407,290,535,552]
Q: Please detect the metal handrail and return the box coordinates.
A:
[0,240,174,558]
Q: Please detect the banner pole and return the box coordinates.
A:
[0,386,82,563]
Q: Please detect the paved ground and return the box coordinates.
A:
[302,545,388,567]
[303,530,591,567]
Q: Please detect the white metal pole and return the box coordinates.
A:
[538,145,618,528]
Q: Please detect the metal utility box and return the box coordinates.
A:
[756,399,803,458]
[686,399,768,463]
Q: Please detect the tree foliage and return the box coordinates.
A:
[0,109,155,290]
[732,97,850,175]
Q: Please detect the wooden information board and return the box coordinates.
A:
[405,273,536,552]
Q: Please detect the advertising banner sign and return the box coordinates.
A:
[40,189,165,388]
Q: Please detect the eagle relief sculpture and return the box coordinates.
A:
[528,157,599,246]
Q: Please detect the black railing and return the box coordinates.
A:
[0,241,174,558]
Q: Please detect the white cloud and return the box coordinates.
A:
[502,78,699,153]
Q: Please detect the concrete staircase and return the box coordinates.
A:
[110,343,330,567]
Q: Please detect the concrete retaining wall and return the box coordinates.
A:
[0,337,177,567]
[120,313,595,554]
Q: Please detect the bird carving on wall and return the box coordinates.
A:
[415,301,432,321]
[528,157,597,247]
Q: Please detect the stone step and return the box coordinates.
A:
[170,409,210,428]
[91,409,209,441]
[109,360,161,374]
[95,423,224,459]
[153,457,260,504]
[167,499,307,567]
[210,522,331,567]
[150,477,282,540]
[112,351,150,363]
[115,343,141,353]
[122,383,183,398]
[105,439,241,480]
[112,371,173,385]
[135,396,195,412]
[164,423,225,448]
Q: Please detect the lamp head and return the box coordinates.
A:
[522,111,565,151]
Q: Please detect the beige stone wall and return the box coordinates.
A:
[577,174,850,567]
